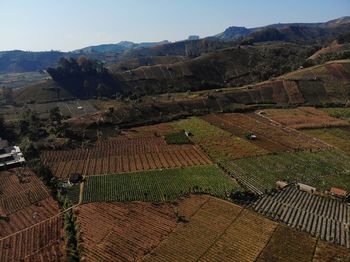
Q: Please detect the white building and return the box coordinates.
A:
[0,140,25,168]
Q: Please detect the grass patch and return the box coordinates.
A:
[81,165,239,203]
[224,149,350,192]
[164,132,192,144]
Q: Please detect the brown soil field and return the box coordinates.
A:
[0,214,65,262]
[262,107,349,129]
[202,112,329,153]
[75,202,178,261]
[144,195,349,262]
[257,226,316,262]
[313,241,350,262]
[0,168,51,215]
[42,136,211,179]
[0,198,60,237]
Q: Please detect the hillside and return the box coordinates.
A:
[112,43,313,96]
[66,60,350,130]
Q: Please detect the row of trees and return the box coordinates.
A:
[47,57,120,99]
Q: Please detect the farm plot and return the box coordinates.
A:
[0,168,51,215]
[0,198,60,237]
[0,214,65,262]
[303,128,350,155]
[41,136,211,179]
[203,113,329,153]
[81,165,239,203]
[252,186,350,248]
[262,107,349,129]
[144,196,279,262]
[223,149,350,193]
[257,226,316,262]
[172,117,268,161]
[75,202,177,261]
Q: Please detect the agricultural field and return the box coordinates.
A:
[0,168,51,215]
[303,128,350,155]
[0,214,65,262]
[223,149,350,193]
[80,165,239,203]
[322,107,350,121]
[202,113,329,153]
[41,136,211,179]
[75,202,177,261]
[262,107,349,129]
[172,117,268,161]
[142,195,348,262]
[253,186,350,248]
[0,72,49,89]
[164,132,192,144]
[0,168,65,261]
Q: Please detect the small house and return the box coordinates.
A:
[0,140,25,169]
[297,183,316,194]
[330,187,347,198]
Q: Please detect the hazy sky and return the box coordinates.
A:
[0,0,349,52]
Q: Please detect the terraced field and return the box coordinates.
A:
[252,186,350,248]
[222,149,350,193]
[75,202,177,261]
[202,113,329,153]
[41,136,211,179]
[0,168,51,216]
[172,117,268,161]
[0,214,65,262]
[303,128,350,155]
[80,165,239,203]
[143,195,349,261]
[262,107,349,129]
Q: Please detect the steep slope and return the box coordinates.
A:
[67,60,350,130]
[113,43,313,96]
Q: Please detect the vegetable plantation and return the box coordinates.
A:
[81,165,239,203]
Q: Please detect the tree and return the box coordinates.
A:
[49,107,62,126]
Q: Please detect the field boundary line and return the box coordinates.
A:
[254,224,279,262]
[195,207,244,262]
[0,204,79,241]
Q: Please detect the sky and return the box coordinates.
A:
[0,0,349,52]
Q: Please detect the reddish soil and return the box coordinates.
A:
[42,137,211,179]
[75,202,178,261]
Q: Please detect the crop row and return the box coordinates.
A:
[203,113,330,153]
[224,149,350,192]
[172,117,267,161]
[0,215,64,262]
[81,165,238,203]
[253,186,350,248]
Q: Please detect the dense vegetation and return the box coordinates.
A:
[47,57,119,98]
[80,165,239,203]
[164,132,192,144]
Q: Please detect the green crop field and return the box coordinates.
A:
[164,131,192,144]
[322,108,350,121]
[171,117,267,161]
[81,165,239,203]
[303,128,350,155]
[223,149,350,192]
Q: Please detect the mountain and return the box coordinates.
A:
[73,40,170,54]
[215,16,350,42]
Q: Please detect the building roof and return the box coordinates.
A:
[330,187,347,197]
